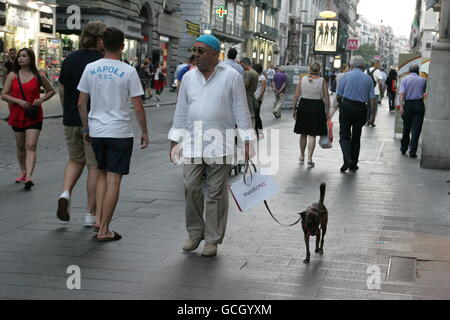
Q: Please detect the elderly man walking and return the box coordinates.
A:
[399,64,427,159]
[337,56,377,172]
[168,35,255,257]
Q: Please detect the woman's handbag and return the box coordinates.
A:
[319,120,333,149]
[17,73,39,119]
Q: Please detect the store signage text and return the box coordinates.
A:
[40,12,54,34]
[7,5,32,29]
[185,20,200,38]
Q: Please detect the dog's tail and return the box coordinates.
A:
[319,183,326,205]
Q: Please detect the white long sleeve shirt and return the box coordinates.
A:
[168,62,256,159]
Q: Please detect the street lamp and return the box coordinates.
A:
[319,11,337,19]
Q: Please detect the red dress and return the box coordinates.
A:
[8,76,43,128]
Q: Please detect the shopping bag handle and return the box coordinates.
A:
[243,160,302,227]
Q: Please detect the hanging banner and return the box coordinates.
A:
[314,19,339,54]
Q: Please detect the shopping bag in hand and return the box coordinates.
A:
[229,169,279,212]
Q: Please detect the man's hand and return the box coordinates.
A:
[170,141,181,164]
[83,132,90,144]
[400,107,404,116]
[244,142,255,161]
[140,133,149,149]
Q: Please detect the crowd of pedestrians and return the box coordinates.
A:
[1,23,429,254]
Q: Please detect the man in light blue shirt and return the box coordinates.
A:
[223,47,244,77]
[398,64,427,158]
[336,55,377,172]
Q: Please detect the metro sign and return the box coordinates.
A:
[346,39,360,51]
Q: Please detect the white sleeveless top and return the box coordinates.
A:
[300,76,324,100]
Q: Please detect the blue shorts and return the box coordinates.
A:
[90,137,133,175]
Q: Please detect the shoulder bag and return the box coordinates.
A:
[16,72,39,120]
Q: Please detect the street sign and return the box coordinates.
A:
[346,39,360,51]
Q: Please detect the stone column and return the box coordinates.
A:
[421,0,450,169]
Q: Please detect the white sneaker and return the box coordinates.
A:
[84,213,96,227]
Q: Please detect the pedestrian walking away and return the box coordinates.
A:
[329,64,349,120]
[272,67,288,119]
[241,57,258,127]
[253,63,266,138]
[223,47,244,77]
[168,34,256,257]
[1,48,56,190]
[56,21,106,226]
[292,61,331,168]
[336,55,376,173]
[266,66,275,91]
[399,64,427,159]
[386,68,398,112]
[77,27,150,242]
[365,59,384,127]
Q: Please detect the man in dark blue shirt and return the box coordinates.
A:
[336,55,377,172]
[56,21,105,227]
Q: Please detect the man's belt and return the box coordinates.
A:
[342,98,367,105]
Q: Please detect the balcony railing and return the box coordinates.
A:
[212,17,244,39]
[257,22,279,41]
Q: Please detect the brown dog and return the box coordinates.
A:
[299,183,328,264]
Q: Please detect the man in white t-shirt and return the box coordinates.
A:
[266,66,275,91]
[365,60,384,127]
[77,27,149,242]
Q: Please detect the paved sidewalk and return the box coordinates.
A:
[0,96,449,299]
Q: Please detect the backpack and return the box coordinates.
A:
[367,68,378,87]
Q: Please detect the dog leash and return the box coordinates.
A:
[243,160,302,227]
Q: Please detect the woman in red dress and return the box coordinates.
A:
[1,48,55,190]
[152,62,166,103]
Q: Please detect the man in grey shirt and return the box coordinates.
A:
[223,47,244,77]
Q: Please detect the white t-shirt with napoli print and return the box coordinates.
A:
[77,58,144,138]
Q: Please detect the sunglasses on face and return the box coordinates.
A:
[191,46,207,55]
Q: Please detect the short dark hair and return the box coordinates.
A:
[241,57,251,66]
[253,63,263,74]
[227,48,238,60]
[102,27,124,52]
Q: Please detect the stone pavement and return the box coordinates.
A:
[0,94,449,300]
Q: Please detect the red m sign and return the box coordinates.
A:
[346,39,360,51]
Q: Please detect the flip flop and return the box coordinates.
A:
[96,231,122,242]
[93,227,100,233]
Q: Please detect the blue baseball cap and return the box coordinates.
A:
[195,35,220,52]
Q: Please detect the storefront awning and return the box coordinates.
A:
[158,13,183,39]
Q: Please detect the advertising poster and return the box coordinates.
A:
[314,19,339,54]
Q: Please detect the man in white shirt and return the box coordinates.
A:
[365,60,384,127]
[78,27,149,242]
[168,35,255,257]
[266,66,275,91]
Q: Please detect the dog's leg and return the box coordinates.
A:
[315,234,321,253]
[303,235,310,263]
[319,227,326,255]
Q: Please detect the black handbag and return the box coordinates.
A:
[17,72,39,119]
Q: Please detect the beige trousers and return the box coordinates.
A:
[273,93,286,116]
[183,158,232,244]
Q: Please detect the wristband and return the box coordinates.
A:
[81,129,89,133]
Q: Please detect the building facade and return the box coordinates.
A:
[56,0,184,84]
[0,0,58,84]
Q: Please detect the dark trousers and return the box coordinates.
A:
[339,99,367,164]
[401,100,425,155]
[255,100,263,132]
[388,92,396,111]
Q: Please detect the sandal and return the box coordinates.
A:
[24,178,34,191]
[307,161,315,168]
[96,231,122,242]
[93,227,100,233]
[299,158,305,165]
[15,172,27,183]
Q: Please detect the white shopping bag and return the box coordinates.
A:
[228,171,279,212]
